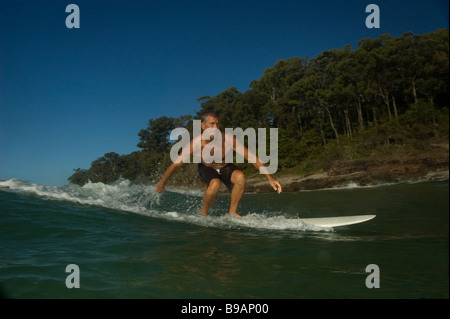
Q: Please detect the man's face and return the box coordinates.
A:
[201,116,219,130]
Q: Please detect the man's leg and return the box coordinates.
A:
[229,170,245,217]
[200,178,222,215]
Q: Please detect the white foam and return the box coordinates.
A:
[0,178,330,232]
[164,187,204,197]
[0,178,160,212]
[225,213,331,232]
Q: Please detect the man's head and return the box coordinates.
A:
[200,111,219,130]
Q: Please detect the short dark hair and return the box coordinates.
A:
[200,110,219,123]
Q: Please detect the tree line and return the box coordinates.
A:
[69,29,449,186]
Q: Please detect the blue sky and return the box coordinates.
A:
[0,0,448,186]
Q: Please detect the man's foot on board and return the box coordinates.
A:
[200,211,209,216]
[229,212,242,218]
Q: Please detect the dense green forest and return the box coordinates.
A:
[69,29,449,186]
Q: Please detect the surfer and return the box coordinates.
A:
[155,111,282,217]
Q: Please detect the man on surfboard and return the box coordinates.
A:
[156,111,282,217]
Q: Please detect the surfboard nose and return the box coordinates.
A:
[294,214,376,228]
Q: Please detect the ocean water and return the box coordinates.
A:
[0,178,448,300]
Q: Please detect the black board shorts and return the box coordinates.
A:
[198,163,240,191]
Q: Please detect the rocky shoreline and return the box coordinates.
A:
[245,163,448,193]
[247,143,450,192]
[172,160,448,193]
[166,143,449,193]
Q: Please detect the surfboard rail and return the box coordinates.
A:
[293,214,376,228]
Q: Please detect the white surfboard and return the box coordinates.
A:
[292,214,376,228]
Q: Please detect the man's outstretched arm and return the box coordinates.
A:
[156,138,195,194]
[253,158,282,194]
[156,161,183,194]
[231,135,282,194]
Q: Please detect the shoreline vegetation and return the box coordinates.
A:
[69,29,449,192]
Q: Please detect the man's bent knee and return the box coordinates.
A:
[231,170,246,186]
[207,178,222,192]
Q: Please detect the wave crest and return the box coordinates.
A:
[0,178,329,232]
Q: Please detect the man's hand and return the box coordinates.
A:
[268,178,282,194]
[156,180,166,194]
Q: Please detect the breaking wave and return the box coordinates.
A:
[0,178,330,232]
